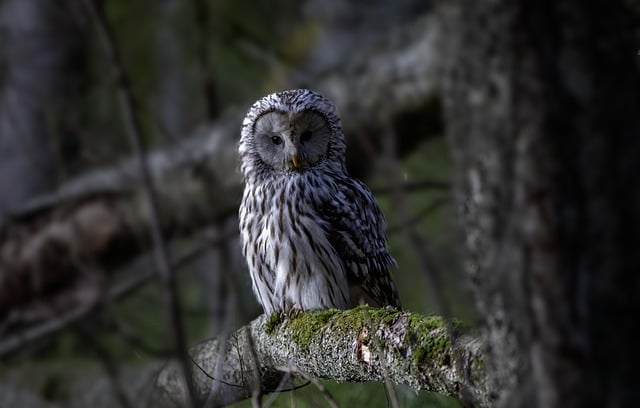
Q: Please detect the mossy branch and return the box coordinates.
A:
[153,307,490,407]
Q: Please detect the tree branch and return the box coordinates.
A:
[0,122,241,313]
[153,307,490,407]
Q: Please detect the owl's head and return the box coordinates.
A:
[239,89,346,180]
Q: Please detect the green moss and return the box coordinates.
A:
[471,352,485,378]
[264,313,285,335]
[285,306,404,352]
[286,309,340,352]
[405,313,452,367]
[282,307,458,366]
[406,313,447,335]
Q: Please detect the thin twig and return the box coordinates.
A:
[371,179,450,195]
[384,381,400,408]
[0,296,96,358]
[290,377,297,408]
[0,227,237,358]
[172,226,239,271]
[81,1,195,404]
[204,233,246,405]
[74,323,133,408]
[262,370,293,408]
[203,300,234,405]
[377,111,477,405]
[378,110,457,338]
[387,196,448,234]
[244,326,263,408]
[278,366,340,408]
[205,229,265,406]
[107,317,173,358]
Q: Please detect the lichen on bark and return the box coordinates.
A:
[154,307,490,406]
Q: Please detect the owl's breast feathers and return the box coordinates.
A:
[241,170,399,310]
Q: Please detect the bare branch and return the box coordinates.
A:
[74,324,134,408]
[0,225,233,357]
[281,367,340,408]
[153,307,490,407]
[371,179,450,196]
[0,125,241,313]
[388,197,448,234]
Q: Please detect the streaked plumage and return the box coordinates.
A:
[238,89,399,314]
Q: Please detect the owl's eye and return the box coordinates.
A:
[271,135,283,145]
[301,130,312,142]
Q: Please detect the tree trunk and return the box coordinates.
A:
[440,0,640,406]
[0,0,81,218]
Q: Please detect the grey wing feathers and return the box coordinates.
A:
[320,178,400,307]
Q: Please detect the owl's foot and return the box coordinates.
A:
[286,304,304,319]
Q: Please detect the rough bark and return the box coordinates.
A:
[440,0,640,406]
[0,12,443,313]
[153,307,489,407]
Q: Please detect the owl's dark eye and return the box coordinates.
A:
[301,130,312,142]
[271,135,283,145]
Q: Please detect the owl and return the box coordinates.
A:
[238,89,400,315]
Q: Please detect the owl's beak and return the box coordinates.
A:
[291,154,300,169]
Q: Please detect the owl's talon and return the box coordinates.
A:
[286,305,304,319]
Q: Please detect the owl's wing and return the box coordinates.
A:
[319,177,400,308]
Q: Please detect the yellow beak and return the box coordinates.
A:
[292,154,299,169]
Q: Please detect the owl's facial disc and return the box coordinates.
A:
[253,110,331,172]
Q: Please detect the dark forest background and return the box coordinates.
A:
[1,0,639,407]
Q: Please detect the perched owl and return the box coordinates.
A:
[238,89,400,315]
